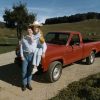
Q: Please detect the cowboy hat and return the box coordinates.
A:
[29,21,43,27]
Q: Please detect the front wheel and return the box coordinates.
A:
[46,61,62,83]
[86,51,95,65]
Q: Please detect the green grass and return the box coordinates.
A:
[0,27,16,38]
[0,19,100,54]
[0,46,16,54]
[42,19,100,40]
[0,37,18,54]
[50,73,100,100]
[0,37,18,45]
[42,19,100,34]
[0,37,17,54]
[0,28,18,54]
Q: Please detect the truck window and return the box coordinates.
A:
[45,32,70,45]
[70,34,80,45]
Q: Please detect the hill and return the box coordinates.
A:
[0,19,100,54]
[0,19,100,39]
[0,19,100,37]
[42,19,100,40]
[42,19,100,34]
[0,27,17,54]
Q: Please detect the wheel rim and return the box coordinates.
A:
[90,53,95,63]
[53,64,61,80]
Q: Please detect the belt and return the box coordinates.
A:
[23,51,33,55]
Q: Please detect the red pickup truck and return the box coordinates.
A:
[15,31,100,82]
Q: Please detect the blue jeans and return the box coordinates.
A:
[22,53,33,86]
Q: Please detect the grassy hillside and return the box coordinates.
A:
[42,19,100,41]
[0,19,100,54]
[0,19,100,38]
[42,19,100,34]
[0,27,16,38]
[0,28,17,54]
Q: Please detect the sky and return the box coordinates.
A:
[0,0,100,23]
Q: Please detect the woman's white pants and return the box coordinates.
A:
[32,48,42,66]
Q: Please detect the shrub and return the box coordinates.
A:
[50,73,100,100]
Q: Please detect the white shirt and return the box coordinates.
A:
[20,35,37,57]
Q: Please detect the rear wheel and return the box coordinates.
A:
[46,61,62,83]
[86,51,95,65]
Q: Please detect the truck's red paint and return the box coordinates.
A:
[41,31,100,72]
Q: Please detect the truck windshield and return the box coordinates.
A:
[45,32,70,45]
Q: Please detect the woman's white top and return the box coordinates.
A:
[34,33,47,54]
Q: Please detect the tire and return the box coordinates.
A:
[86,51,95,65]
[46,61,62,83]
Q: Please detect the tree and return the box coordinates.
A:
[3,2,36,40]
[3,9,15,27]
[45,12,100,25]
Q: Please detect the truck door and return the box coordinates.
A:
[69,34,83,62]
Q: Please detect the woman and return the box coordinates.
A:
[20,26,36,91]
[29,21,47,74]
